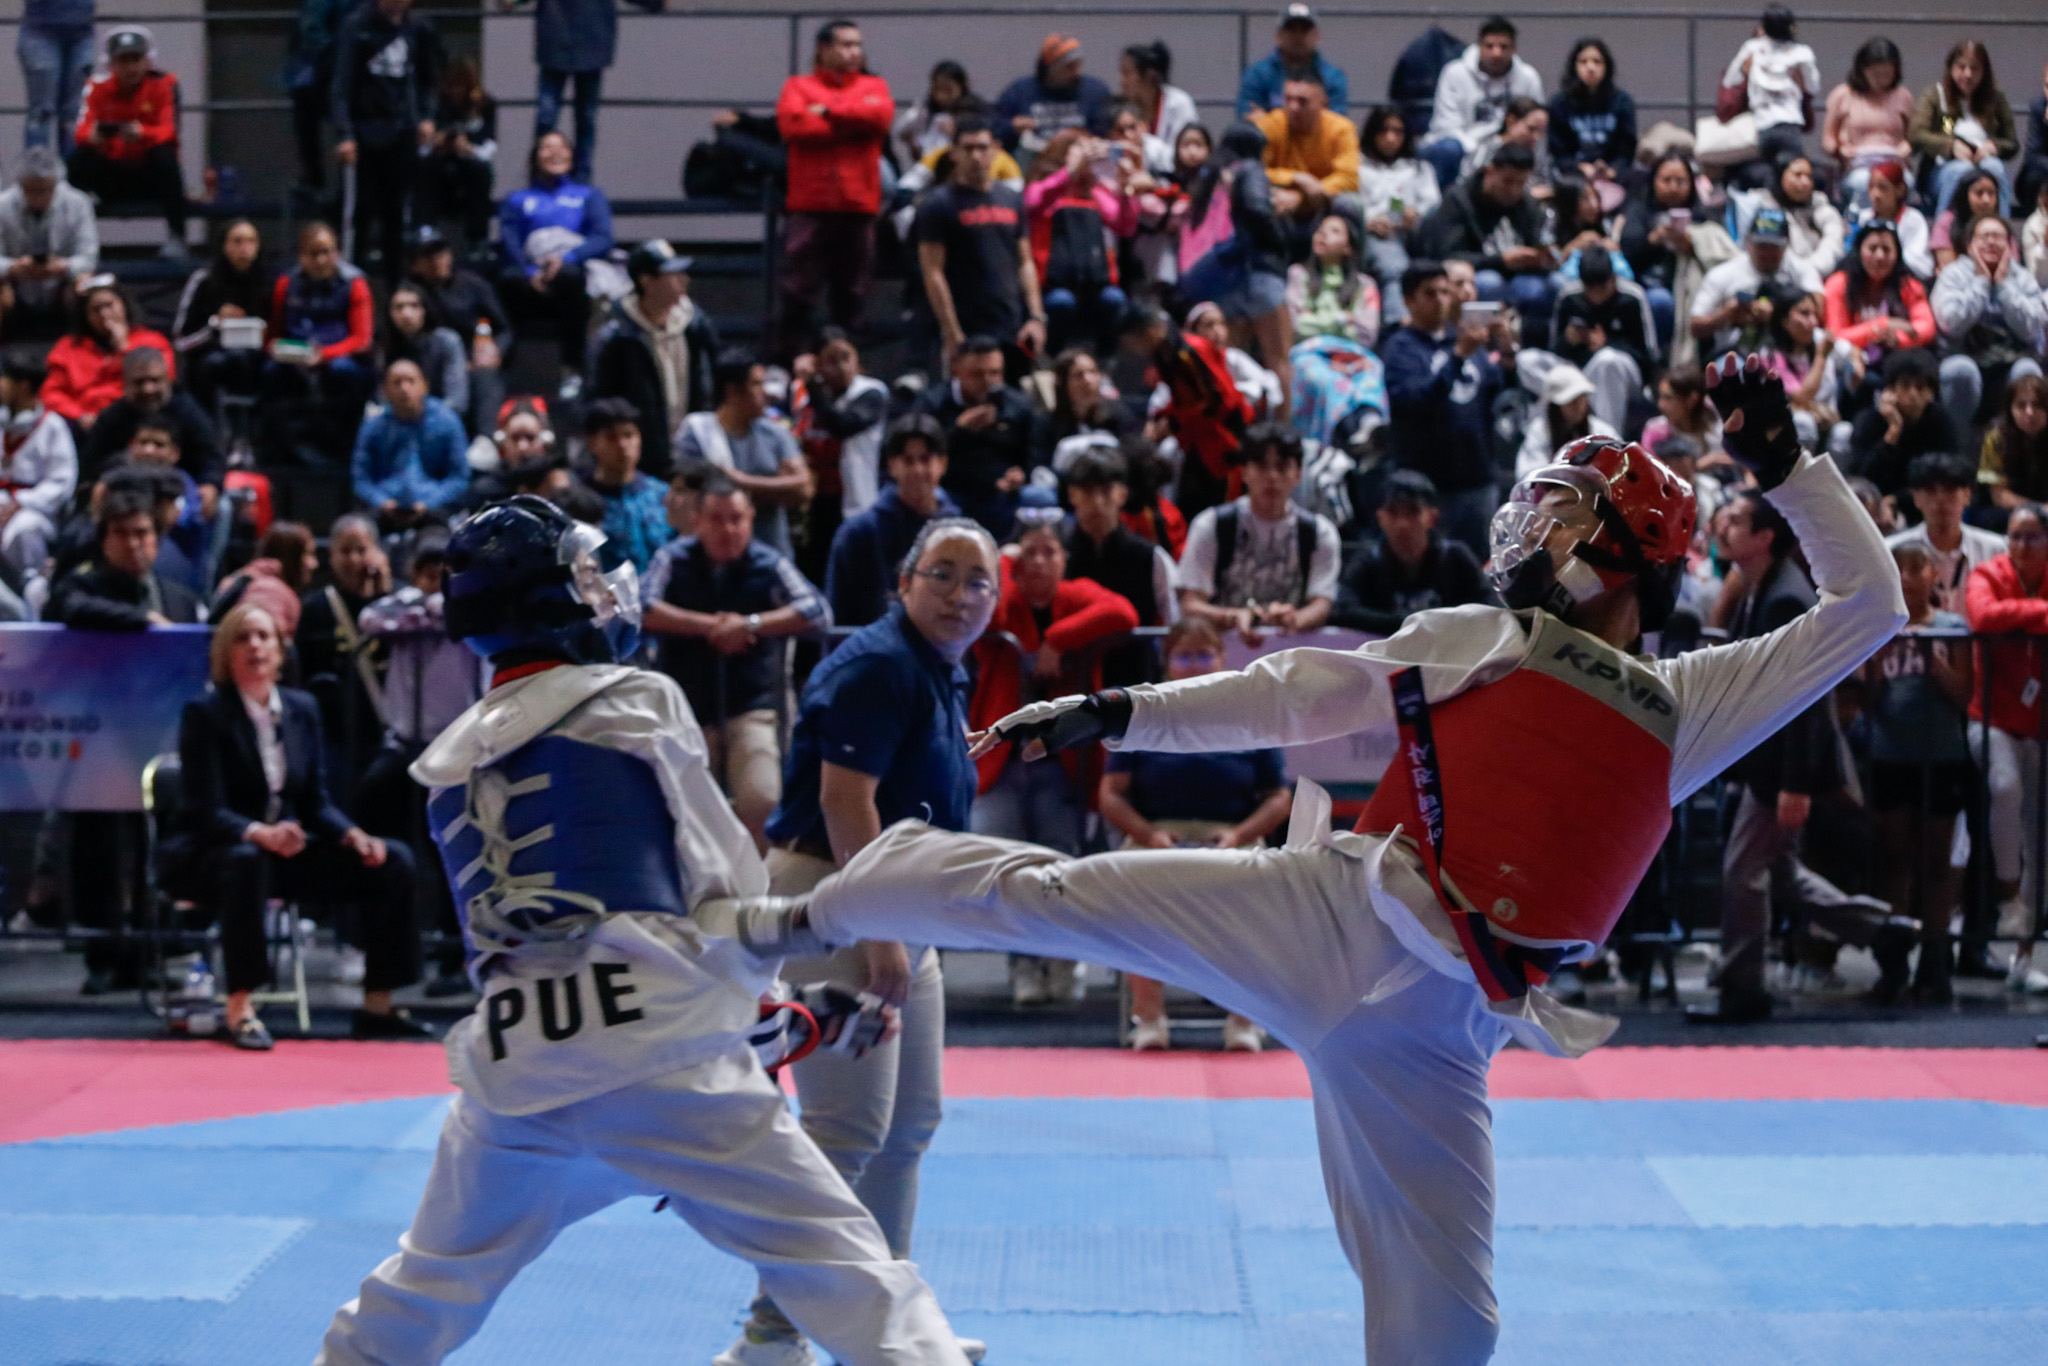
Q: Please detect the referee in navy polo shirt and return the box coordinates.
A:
[720,514,1001,1358]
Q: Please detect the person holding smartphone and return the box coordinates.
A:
[0,146,98,343]
[66,28,185,254]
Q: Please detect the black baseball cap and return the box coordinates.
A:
[1280,4,1318,27]
[409,224,450,257]
[626,239,694,278]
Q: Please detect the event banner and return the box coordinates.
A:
[0,625,212,812]
[1220,628,1394,791]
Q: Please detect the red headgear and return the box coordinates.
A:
[1489,436,1696,624]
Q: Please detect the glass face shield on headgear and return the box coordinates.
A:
[558,520,643,658]
[444,496,645,666]
[1486,466,1613,619]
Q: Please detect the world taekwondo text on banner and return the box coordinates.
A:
[0,625,213,812]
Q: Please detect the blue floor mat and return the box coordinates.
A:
[5,1096,2045,1365]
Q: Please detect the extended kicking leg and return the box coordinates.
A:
[725,820,1408,1048]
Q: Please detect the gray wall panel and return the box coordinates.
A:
[471,4,2047,216]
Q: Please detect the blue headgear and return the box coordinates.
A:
[444,495,642,665]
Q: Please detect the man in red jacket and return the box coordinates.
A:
[775,21,891,361]
[67,28,186,251]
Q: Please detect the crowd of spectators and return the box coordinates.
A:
[9,5,2048,1036]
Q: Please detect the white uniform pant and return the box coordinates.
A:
[773,847,947,1257]
[1973,721,2045,910]
[809,821,1513,1366]
[314,1049,967,1366]
[0,507,54,588]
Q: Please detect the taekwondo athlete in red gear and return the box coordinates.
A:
[704,358,1908,1366]
[314,496,970,1366]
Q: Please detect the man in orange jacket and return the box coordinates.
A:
[774,21,892,361]
[67,28,186,252]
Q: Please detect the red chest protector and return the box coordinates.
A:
[1357,612,1678,1000]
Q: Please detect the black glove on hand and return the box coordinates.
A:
[988,689,1134,761]
[1705,352,1801,491]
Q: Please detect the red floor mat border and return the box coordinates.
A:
[3,1041,2044,1144]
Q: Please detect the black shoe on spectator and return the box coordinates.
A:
[1954,949,2004,980]
[351,1009,434,1041]
[1685,989,1774,1025]
[228,1016,274,1051]
[1869,922,1918,1005]
[79,969,116,997]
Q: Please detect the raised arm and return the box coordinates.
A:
[1119,606,1525,753]
[1661,438,1906,803]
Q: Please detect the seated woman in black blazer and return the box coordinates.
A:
[167,602,425,1049]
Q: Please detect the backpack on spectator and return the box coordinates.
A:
[683,113,786,202]
[1046,201,1114,291]
[1178,168,1246,299]
[1388,27,1467,140]
[1212,503,1318,606]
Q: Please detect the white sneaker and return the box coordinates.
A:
[335,946,367,986]
[1128,1015,1171,1051]
[958,1338,988,1363]
[1044,958,1082,1002]
[1997,898,2034,940]
[712,1333,817,1366]
[1010,957,1049,1006]
[1223,1015,1265,1053]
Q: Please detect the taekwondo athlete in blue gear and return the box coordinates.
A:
[314,496,971,1366]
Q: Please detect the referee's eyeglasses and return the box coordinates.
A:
[907,565,999,604]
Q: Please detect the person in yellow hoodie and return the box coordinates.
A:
[1251,70,1360,237]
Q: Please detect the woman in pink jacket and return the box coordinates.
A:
[1024,130,1140,353]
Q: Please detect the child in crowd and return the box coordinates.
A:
[1355,105,1438,315]
[1098,617,1293,1051]
[119,416,210,595]
[0,348,76,612]
[1860,543,1973,1002]
[581,397,670,575]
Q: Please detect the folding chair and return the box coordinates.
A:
[141,752,315,1036]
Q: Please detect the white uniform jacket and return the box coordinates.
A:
[412,664,776,1114]
[0,408,77,519]
[1110,452,1908,1053]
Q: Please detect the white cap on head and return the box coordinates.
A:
[1542,365,1596,408]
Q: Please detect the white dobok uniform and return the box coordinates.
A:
[315,665,967,1366]
[802,452,1905,1365]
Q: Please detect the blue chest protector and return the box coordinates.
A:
[427,735,689,966]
